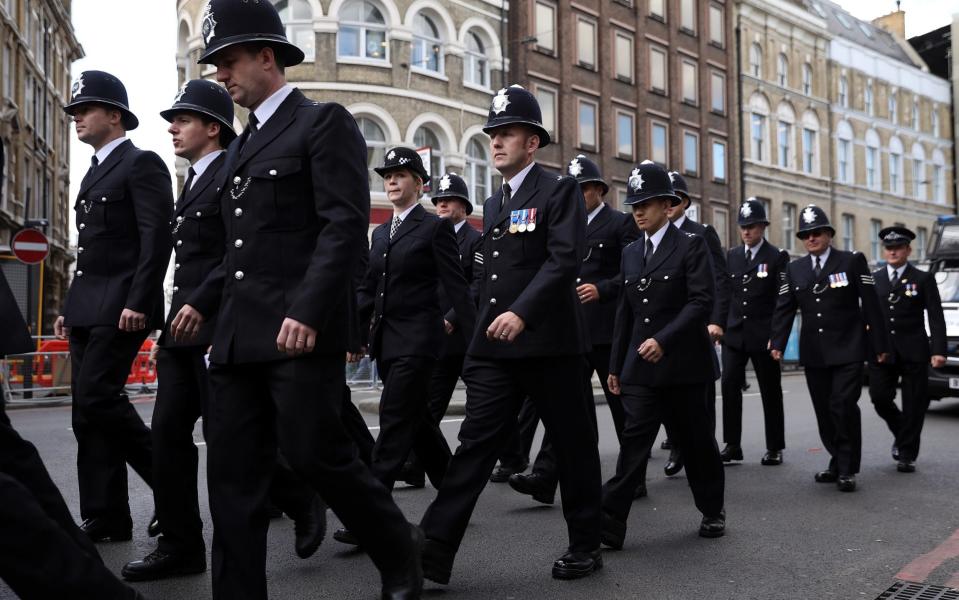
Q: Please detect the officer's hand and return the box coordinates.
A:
[119,308,147,332]
[607,374,621,395]
[486,311,526,343]
[576,283,600,304]
[770,349,783,362]
[931,354,947,368]
[877,352,890,364]
[346,348,366,363]
[171,304,205,343]
[637,338,663,363]
[54,316,70,340]
[149,343,160,364]
[444,320,455,335]
[708,324,724,343]
[276,318,317,356]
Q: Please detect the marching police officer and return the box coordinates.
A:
[770,205,889,492]
[868,226,946,473]
[419,85,603,585]
[720,198,789,465]
[508,154,640,504]
[602,160,726,550]
[197,2,421,598]
[54,70,173,542]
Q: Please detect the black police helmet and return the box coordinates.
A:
[738,197,769,227]
[160,79,237,142]
[567,155,608,195]
[374,147,431,185]
[624,161,681,206]
[64,70,139,131]
[482,85,551,148]
[668,171,691,206]
[431,172,473,215]
[796,205,835,238]
[878,226,916,248]
[197,0,305,66]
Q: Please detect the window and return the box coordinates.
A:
[614,32,634,82]
[889,91,898,124]
[750,113,766,162]
[749,43,762,78]
[710,71,725,114]
[680,0,696,33]
[839,75,848,108]
[711,139,727,182]
[649,45,667,94]
[777,120,792,168]
[802,63,812,95]
[534,85,557,139]
[912,97,919,130]
[712,208,728,247]
[864,81,873,115]
[534,1,556,54]
[465,136,492,203]
[801,121,817,175]
[681,60,697,105]
[889,136,904,194]
[576,17,597,68]
[463,30,489,88]
[413,126,444,184]
[274,0,315,61]
[2,45,10,99]
[912,158,925,199]
[683,131,698,176]
[338,0,387,61]
[616,111,635,159]
[777,53,788,87]
[649,0,665,19]
[837,140,851,183]
[412,13,443,73]
[917,227,928,260]
[870,219,882,262]
[356,116,387,192]
[577,99,597,149]
[932,107,940,138]
[842,214,855,252]
[651,121,668,165]
[782,203,796,251]
[933,151,946,203]
[708,4,724,47]
[866,146,878,190]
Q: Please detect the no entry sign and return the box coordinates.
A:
[12,228,49,265]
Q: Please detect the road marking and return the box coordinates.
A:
[896,527,959,582]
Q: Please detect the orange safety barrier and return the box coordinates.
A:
[6,339,157,388]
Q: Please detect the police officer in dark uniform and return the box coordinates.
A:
[719,198,789,465]
[868,226,946,473]
[54,70,173,542]
[419,85,603,585]
[602,160,726,550]
[770,205,889,492]
[197,2,421,598]
[508,154,640,505]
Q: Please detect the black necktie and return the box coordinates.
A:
[746,248,754,264]
[890,269,898,284]
[814,256,822,278]
[178,167,196,205]
[645,238,654,258]
[241,113,259,151]
[501,182,512,212]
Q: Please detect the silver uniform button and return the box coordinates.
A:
[890,317,895,322]
[642,298,648,304]
[234,271,244,280]
[101,196,107,202]
[643,318,650,323]
[234,208,243,217]
[176,240,183,247]
[664,275,669,280]
[382,253,387,258]
[77,247,84,254]
[817,313,821,317]
[576,277,581,284]
[743,301,747,305]
[235,239,243,248]
[891,330,896,334]
[79,223,86,230]
[76,270,84,277]
[818,328,823,333]
[196,211,202,217]
[172,286,179,293]
[599,243,604,248]
[175,263,181,270]
[492,251,499,258]
[491,274,498,281]
[490,298,497,305]
[176,216,184,223]
[269,169,277,177]
[815,298,820,302]
[493,228,500,235]
[233,176,241,185]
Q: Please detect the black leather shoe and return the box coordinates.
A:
[552,549,603,580]
[837,475,857,492]
[333,527,360,546]
[81,516,132,543]
[891,444,900,461]
[699,511,726,538]
[664,450,684,476]
[761,450,783,466]
[814,470,838,483]
[490,462,527,483]
[147,513,160,537]
[121,548,206,581]
[421,538,455,585]
[600,512,626,550]
[720,444,743,462]
[660,438,673,450]
[294,495,327,559]
[507,472,556,505]
[398,462,426,489]
[741,381,751,392]
[897,460,916,473]
[633,483,648,499]
[381,525,424,600]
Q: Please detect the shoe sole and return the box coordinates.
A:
[761,460,782,466]
[88,533,133,543]
[699,528,725,539]
[507,479,556,505]
[121,564,206,582]
[664,467,684,477]
[332,531,361,546]
[552,556,603,580]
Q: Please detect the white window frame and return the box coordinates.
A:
[749,43,762,78]
[680,0,696,34]
[337,0,389,63]
[613,30,634,83]
[711,138,727,183]
[651,120,669,165]
[683,130,699,176]
[615,110,635,160]
[577,98,598,150]
[411,12,445,75]
[533,83,558,141]
[649,0,666,20]
[777,53,788,88]
[463,29,491,90]
[802,63,812,95]
[534,1,557,54]
[710,70,725,114]
[649,45,668,95]
[708,4,724,47]
[681,59,698,105]
[575,16,598,70]
[750,112,766,162]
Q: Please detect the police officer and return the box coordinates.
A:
[508,154,640,504]
[770,205,889,492]
[419,85,603,585]
[719,198,789,465]
[868,226,946,473]
[54,70,173,542]
[602,160,726,550]
[197,2,421,598]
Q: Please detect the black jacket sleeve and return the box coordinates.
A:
[124,151,174,315]
[596,212,640,303]
[654,234,714,351]
[703,224,729,328]
[770,265,798,352]
[851,253,889,357]
[924,272,948,357]
[433,219,477,337]
[609,261,633,377]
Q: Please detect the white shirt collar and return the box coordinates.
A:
[453,219,466,233]
[646,220,671,252]
[887,262,908,280]
[745,238,764,257]
[393,202,418,222]
[810,246,831,270]
[189,150,224,188]
[672,213,687,230]
[252,84,295,129]
[505,161,536,196]
[587,202,606,225]
[94,136,128,165]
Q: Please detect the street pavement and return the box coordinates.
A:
[4,371,959,600]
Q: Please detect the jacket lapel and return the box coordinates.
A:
[389,204,425,246]
[175,153,226,218]
[486,164,542,233]
[586,203,612,236]
[78,140,133,197]
[815,249,841,285]
[874,267,890,296]
[229,88,303,176]
[642,225,678,276]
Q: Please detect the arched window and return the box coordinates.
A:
[339,0,388,61]
[356,116,388,192]
[911,143,926,200]
[274,0,315,61]
[748,93,770,163]
[864,129,880,190]
[463,29,489,88]
[177,20,191,82]
[838,75,848,108]
[749,43,762,78]
[465,136,492,204]
[864,80,873,116]
[932,106,940,137]
[801,110,820,175]
[801,62,812,95]
[912,96,920,130]
[411,12,443,73]
[413,125,443,184]
[888,136,904,194]
[835,120,853,184]
[888,90,898,124]
[776,53,788,87]
[932,149,946,203]
[776,102,795,169]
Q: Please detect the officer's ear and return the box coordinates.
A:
[527,132,541,152]
[207,121,221,142]
[107,107,123,127]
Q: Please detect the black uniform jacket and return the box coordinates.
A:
[678,217,729,328]
[468,163,589,359]
[579,205,640,346]
[609,224,716,387]
[872,263,946,364]
[63,140,173,329]
[723,240,790,353]
[158,152,227,349]
[770,249,889,368]
[438,222,482,357]
[0,270,32,357]
[204,89,370,364]
[357,204,476,363]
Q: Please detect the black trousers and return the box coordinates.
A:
[373,356,451,489]
[804,362,863,476]
[69,326,153,520]
[868,361,930,461]
[603,383,724,522]
[721,344,785,450]
[427,352,467,422]
[207,354,412,600]
[497,396,540,469]
[421,355,601,554]
[342,383,376,466]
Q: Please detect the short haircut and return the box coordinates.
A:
[242,42,287,73]
[197,113,235,148]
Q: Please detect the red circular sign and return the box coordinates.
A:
[12,228,49,265]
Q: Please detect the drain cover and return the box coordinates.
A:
[876,581,959,600]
